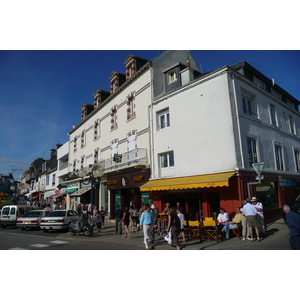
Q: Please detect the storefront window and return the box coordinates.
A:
[255,182,277,209]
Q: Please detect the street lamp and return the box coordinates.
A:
[78,164,104,233]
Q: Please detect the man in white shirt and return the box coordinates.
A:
[217,208,230,239]
[251,197,265,234]
[243,199,261,241]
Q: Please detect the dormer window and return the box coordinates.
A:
[94,91,101,109]
[168,69,177,83]
[126,60,136,80]
[110,72,126,94]
[253,76,265,90]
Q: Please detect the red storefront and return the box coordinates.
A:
[140,170,300,224]
[107,168,151,219]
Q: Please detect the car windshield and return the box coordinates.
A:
[2,207,10,215]
[23,211,43,218]
[47,211,66,217]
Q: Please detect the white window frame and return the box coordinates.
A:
[274,144,284,171]
[271,88,281,100]
[159,151,174,168]
[242,95,256,117]
[253,76,266,90]
[293,148,300,172]
[247,137,258,167]
[269,104,277,126]
[157,109,170,130]
[288,115,295,135]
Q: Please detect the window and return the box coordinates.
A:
[269,104,277,126]
[111,106,117,130]
[294,149,300,172]
[73,137,77,152]
[274,145,284,170]
[158,109,170,129]
[160,151,174,168]
[247,138,258,167]
[168,69,177,83]
[94,148,100,164]
[94,120,100,140]
[81,131,86,148]
[46,175,49,186]
[52,174,56,186]
[271,88,281,100]
[242,96,256,116]
[288,115,295,134]
[253,77,265,89]
[127,92,135,120]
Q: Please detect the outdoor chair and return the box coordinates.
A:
[203,218,221,242]
[188,220,201,240]
[231,223,242,239]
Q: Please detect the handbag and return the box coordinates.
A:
[164,231,172,244]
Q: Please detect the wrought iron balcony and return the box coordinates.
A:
[99,148,148,173]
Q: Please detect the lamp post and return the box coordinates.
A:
[78,165,104,234]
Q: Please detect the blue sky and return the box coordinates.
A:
[1,50,300,179]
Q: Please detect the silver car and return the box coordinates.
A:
[40,210,81,232]
[17,210,52,230]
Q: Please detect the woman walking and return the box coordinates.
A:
[119,207,131,239]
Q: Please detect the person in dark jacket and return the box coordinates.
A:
[283,205,300,250]
[115,205,123,235]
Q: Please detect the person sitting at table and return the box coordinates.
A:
[163,203,171,214]
[222,208,243,239]
[217,208,229,236]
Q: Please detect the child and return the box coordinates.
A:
[94,211,102,233]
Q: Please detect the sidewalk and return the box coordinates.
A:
[60,218,290,250]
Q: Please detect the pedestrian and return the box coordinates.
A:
[77,203,83,216]
[119,207,131,239]
[115,205,123,235]
[167,207,181,250]
[99,206,106,228]
[241,199,250,241]
[93,211,102,233]
[283,205,300,250]
[242,199,262,241]
[175,202,184,213]
[251,197,265,235]
[140,203,155,250]
[177,208,186,243]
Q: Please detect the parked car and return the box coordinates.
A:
[16,210,52,230]
[0,205,34,228]
[40,210,81,232]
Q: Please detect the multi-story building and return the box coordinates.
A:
[140,58,300,223]
[65,54,162,216]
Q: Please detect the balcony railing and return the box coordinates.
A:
[59,161,69,171]
[99,148,148,173]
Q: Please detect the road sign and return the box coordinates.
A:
[252,162,264,175]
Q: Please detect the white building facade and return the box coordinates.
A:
[141,58,300,223]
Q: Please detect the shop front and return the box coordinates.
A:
[140,171,238,221]
[107,168,150,218]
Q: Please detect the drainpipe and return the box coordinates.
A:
[231,73,245,169]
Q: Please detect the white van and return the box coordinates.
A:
[0,205,33,228]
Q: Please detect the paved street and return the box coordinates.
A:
[0,218,292,250]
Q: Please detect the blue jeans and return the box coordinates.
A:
[222,222,237,238]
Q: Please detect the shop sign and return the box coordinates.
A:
[107,180,118,185]
[141,192,149,205]
[115,193,121,207]
[279,178,296,187]
[133,175,143,182]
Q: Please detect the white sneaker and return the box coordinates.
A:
[247,237,253,241]
[242,237,246,241]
